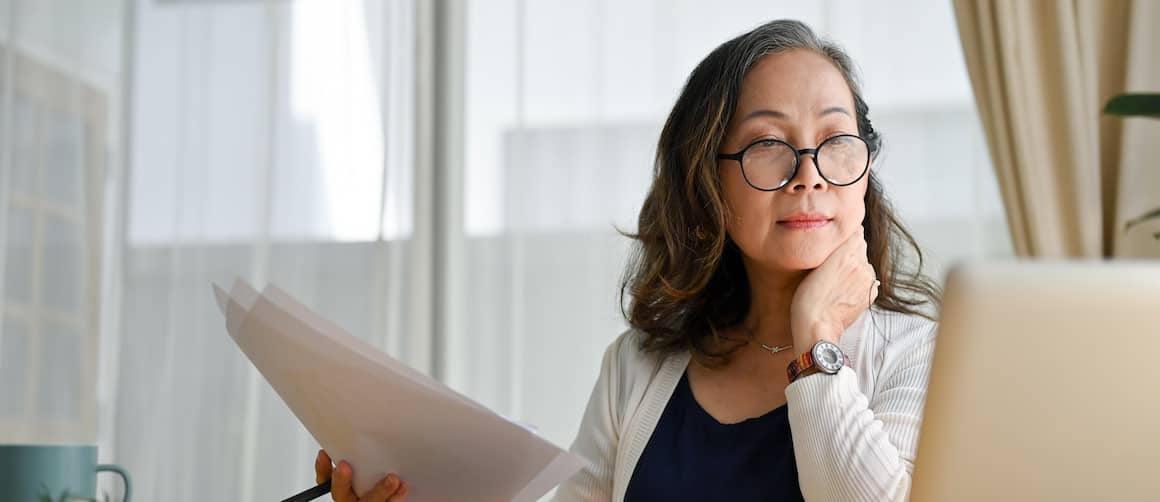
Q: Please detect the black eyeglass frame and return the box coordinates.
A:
[716,133,871,191]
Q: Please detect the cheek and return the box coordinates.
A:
[720,167,767,240]
[846,190,867,225]
[848,181,869,223]
[834,182,869,240]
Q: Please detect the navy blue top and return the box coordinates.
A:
[623,371,804,501]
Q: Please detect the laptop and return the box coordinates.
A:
[911,260,1160,501]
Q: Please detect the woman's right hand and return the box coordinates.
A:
[315,450,409,502]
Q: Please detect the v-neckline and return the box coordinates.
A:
[680,371,788,427]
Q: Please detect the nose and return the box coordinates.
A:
[788,150,828,192]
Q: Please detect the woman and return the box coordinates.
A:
[315,19,940,502]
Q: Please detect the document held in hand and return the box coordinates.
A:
[213,279,585,501]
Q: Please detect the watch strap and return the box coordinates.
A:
[786,346,850,382]
[788,365,823,383]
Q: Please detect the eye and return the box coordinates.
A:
[822,133,856,144]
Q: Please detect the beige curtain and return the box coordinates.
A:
[953,0,1160,257]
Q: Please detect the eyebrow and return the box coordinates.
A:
[741,106,851,122]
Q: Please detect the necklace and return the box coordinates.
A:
[759,342,793,354]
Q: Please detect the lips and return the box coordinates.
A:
[777,212,832,230]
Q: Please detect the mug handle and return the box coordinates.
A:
[96,464,132,502]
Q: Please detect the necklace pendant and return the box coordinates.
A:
[760,342,793,354]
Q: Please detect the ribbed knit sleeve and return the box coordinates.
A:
[785,314,937,502]
[552,336,623,501]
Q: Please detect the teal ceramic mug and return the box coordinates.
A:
[0,444,131,502]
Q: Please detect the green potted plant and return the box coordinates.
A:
[1105,93,1160,239]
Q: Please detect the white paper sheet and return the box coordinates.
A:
[213,280,585,501]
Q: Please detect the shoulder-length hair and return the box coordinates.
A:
[621,19,941,364]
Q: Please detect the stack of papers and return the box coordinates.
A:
[213,280,585,501]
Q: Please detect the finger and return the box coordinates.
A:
[865,263,879,288]
[357,473,400,502]
[854,225,869,254]
[316,450,333,484]
[332,461,357,502]
[820,225,867,269]
[386,481,409,502]
[838,225,868,258]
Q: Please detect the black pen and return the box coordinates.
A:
[281,480,332,502]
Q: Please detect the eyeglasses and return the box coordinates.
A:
[716,134,870,191]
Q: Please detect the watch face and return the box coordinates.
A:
[813,341,844,373]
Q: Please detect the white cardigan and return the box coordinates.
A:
[552,308,937,501]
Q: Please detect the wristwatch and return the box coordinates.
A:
[786,340,849,383]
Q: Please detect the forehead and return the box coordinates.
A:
[735,49,855,115]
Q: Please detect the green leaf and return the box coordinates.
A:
[1104,93,1160,118]
[1125,206,1160,231]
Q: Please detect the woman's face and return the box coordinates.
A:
[718,49,869,273]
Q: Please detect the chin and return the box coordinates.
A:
[733,234,842,273]
[767,239,837,271]
[770,254,827,271]
[745,247,828,272]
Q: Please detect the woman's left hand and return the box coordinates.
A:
[317,450,409,502]
[789,226,879,355]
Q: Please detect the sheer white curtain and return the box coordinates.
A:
[0,0,124,462]
[450,0,1013,455]
[112,0,418,500]
[1,0,425,499]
